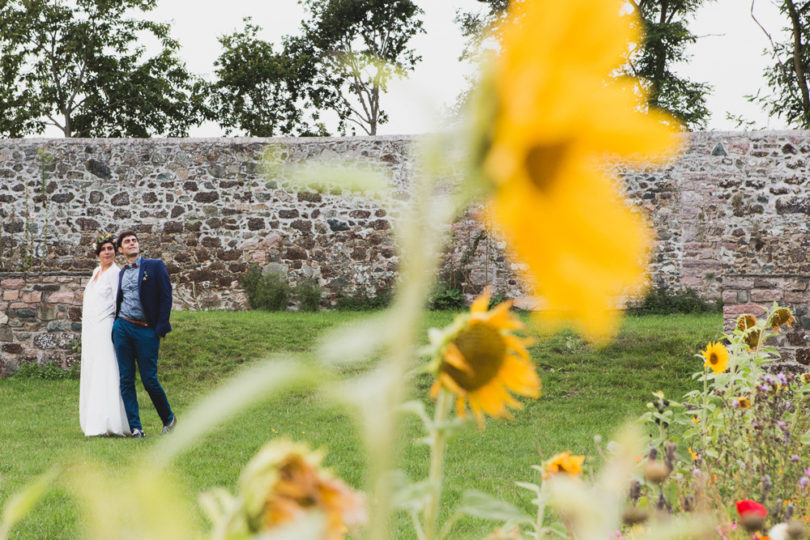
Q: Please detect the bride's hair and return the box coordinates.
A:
[93,233,116,255]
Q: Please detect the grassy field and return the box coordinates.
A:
[0,310,723,538]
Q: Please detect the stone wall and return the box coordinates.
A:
[1,133,809,372]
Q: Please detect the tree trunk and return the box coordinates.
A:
[786,0,810,127]
[649,0,670,107]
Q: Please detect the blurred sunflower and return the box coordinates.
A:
[239,439,366,540]
[702,342,729,375]
[543,451,585,479]
[430,288,541,428]
[473,0,681,341]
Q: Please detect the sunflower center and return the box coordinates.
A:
[442,322,506,391]
[709,353,718,366]
[525,142,570,192]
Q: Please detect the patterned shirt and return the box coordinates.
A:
[119,256,146,321]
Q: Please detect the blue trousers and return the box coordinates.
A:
[112,318,174,431]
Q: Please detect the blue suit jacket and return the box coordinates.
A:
[115,258,173,338]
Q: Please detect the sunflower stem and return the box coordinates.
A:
[365,150,456,540]
[425,388,452,540]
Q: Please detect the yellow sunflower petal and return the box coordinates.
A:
[470,287,492,314]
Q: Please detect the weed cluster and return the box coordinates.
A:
[628,286,721,316]
[333,287,392,311]
[14,360,79,380]
[293,277,322,312]
[240,266,291,311]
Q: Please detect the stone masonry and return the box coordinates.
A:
[0,133,809,373]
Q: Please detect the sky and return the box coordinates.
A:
[41,0,793,137]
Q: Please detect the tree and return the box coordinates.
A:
[751,0,810,128]
[297,0,425,135]
[209,18,328,137]
[0,0,204,137]
[625,0,713,130]
[455,0,510,63]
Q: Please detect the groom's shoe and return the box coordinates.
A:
[131,428,145,438]
[161,416,177,435]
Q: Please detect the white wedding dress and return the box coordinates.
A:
[79,263,130,436]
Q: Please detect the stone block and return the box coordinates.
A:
[46,291,74,304]
[750,289,781,302]
[2,290,18,301]
[785,291,809,304]
[21,291,41,303]
[1,278,24,290]
[724,304,767,317]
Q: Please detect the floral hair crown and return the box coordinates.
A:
[93,233,117,251]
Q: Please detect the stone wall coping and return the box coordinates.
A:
[4,131,808,145]
[725,273,810,278]
[0,271,87,278]
[2,135,419,145]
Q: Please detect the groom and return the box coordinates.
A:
[112,230,176,438]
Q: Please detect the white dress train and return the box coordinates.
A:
[79,263,130,436]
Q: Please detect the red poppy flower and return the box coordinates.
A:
[736,500,767,518]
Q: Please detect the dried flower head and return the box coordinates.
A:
[768,307,795,330]
[239,439,365,539]
[745,328,762,350]
[737,314,758,332]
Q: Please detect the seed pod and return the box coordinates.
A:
[622,507,649,526]
[644,461,670,484]
[787,520,807,539]
[740,513,766,532]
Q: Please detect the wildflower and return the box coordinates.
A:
[691,416,699,424]
[543,451,585,479]
[239,439,366,539]
[791,455,800,463]
[702,342,729,374]
[688,447,698,461]
[478,0,681,341]
[768,307,795,330]
[430,288,541,428]
[733,397,751,409]
[737,499,768,532]
[801,373,810,385]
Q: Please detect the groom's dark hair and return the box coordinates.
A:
[116,230,138,249]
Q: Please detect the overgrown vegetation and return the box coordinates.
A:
[627,286,721,315]
[240,265,291,311]
[333,287,392,311]
[13,360,79,380]
[293,277,322,312]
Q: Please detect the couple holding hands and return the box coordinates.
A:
[79,230,176,438]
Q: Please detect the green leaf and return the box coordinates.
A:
[457,490,533,525]
[389,471,433,512]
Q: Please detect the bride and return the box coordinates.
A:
[79,233,130,436]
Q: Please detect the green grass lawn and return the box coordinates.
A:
[0,310,722,539]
